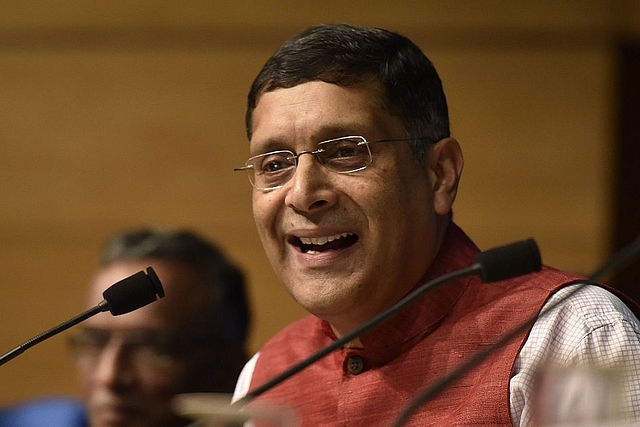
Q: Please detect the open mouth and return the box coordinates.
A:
[293,232,359,254]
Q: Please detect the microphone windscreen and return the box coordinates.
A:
[102,267,165,315]
[475,238,542,282]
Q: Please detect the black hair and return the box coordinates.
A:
[246,23,450,164]
[100,228,250,344]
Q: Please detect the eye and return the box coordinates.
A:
[71,330,108,349]
[335,145,358,158]
[126,331,178,355]
[319,138,371,172]
[130,339,173,356]
[257,151,296,174]
[323,138,366,159]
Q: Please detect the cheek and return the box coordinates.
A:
[252,193,282,251]
[252,194,271,229]
[141,366,187,395]
[77,370,93,397]
[370,171,433,229]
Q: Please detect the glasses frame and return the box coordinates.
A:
[68,328,230,373]
[234,135,433,191]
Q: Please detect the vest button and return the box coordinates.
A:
[346,355,365,375]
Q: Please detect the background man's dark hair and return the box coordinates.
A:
[100,228,250,346]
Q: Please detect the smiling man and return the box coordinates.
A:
[232,24,640,426]
[248,80,452,335]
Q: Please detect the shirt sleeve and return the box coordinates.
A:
[509,284,640,426]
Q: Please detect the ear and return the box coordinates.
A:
[427,137,464,216]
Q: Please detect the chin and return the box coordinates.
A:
[295,289,359,319]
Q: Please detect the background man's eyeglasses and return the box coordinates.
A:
[234,135,432,191]
[69,329,227,373]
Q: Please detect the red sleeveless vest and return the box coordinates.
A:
[247,225,587,426]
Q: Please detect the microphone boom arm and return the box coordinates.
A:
[234,264,481,406]
[0,266,164,368]
[235,238,542,407]
[390,232,640,427]
[0,300,110,367]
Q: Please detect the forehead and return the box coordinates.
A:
[250,81,399,150]
[83,259,211,331]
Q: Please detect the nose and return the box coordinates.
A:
[93,340,136,389]
[284,153,337,213]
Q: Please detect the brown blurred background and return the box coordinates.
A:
[1,1,639,405]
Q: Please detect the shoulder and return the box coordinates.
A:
[511,284,640,424]
[524,283,640,362]
[541,283,640,332]
[0,398,87,427]
[232,314,326,401]
[502,265,584,295]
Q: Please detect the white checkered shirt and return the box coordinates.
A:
[510,283,640,426]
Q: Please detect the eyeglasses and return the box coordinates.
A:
[69,328,223,373]
[234,135,432,191]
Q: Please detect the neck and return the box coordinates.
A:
[329,323,363,347]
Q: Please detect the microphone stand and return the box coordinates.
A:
[233,265,480,406]
[234,238,541,407]
[390,232,640,427]
[0,267,164,367]
[0,300,110,367]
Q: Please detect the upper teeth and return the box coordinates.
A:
[299,233,352,246]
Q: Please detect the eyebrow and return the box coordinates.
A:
[250,125,369,155]
[249,138,290,156]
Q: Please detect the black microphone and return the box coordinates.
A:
[390,233,640,427]
[233,238,541,407]
[475,238,541,282]
[0,266,164,367]
[102,267,165,315]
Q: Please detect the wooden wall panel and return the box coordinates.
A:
[0,48,303,403]
[442,49,613,273]
[0,0,638,405]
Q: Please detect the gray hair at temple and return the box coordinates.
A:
[246,23,450,164]
[99,228,250,345]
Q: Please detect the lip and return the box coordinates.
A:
[298,232,353,246]
[286,228,360,268]
[288,226,356,238]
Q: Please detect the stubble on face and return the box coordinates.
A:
[249,81,440,334]
[251,82,435,329]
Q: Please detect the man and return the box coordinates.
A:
[231,23,640,426]
[70,228,251,427]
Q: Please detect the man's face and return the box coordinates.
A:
[249,80,453,334]
[75,259,211,427]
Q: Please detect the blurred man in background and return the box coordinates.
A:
[71,228,251,427]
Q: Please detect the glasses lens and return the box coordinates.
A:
[69,329,178,372]
[238,137,372,190]
[249,150,296,190]
[317,136,371,173]
[69,330,108,362]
